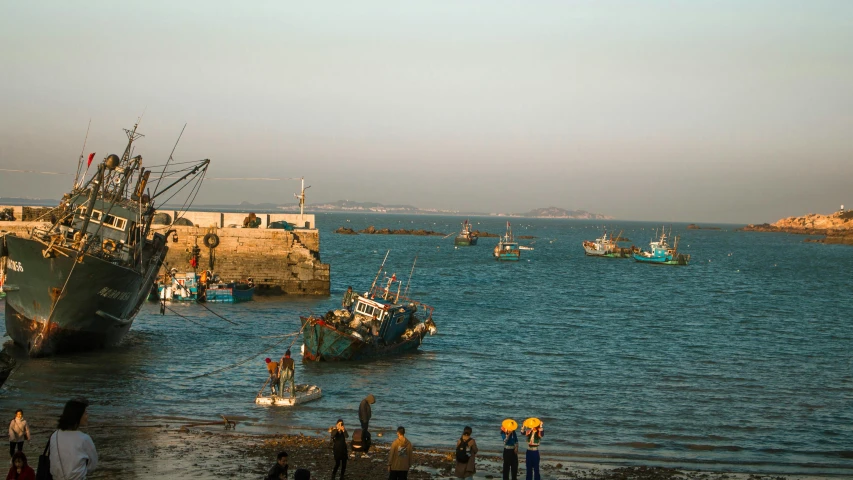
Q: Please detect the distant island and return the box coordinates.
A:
[1,197,610,220]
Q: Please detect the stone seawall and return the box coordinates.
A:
[161,226,329,295]
[1,221,330,296]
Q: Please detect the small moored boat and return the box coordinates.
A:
[493,222,520,261]
[205,281,255,303]
[633,228,690,266]
[255,384,322,406]
[454,219,478,246]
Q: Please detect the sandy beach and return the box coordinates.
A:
[18,422,820,480]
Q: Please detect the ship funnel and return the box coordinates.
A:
[105,154,120,170]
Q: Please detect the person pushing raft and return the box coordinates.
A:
[265,357,280,396]
[278,349,296,398]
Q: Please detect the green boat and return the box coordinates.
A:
[454,219,478,246]
[1,122,210,356]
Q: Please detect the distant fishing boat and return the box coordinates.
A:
[493,222,520,261]
[454,219,478,246]
[300,252,436,361]
[583,230,633,258]
[633,227,690,266]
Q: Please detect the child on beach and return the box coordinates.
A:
[8,409,30,458]
[6,452,35,480]
[522,422,544,480]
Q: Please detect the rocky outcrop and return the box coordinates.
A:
[357,226,445,236]
[471,230,497,238]
[334,227,358,235]
[687,224,721,230]
[741,210,853,235]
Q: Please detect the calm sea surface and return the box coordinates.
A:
[2,213,852,476]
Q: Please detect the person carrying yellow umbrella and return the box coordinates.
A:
[500,419,519,480]
[521,418,544,480]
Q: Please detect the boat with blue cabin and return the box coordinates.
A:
[205,281,254,303]
[633,228,690,266]
[300,253,436,361]
[493,222,520,261]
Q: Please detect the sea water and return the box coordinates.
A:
[2,213,852,476]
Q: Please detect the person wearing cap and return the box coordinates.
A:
[521,422,544,480]
[342,286,355,313]
[278,349,296,397]
[387,426,412,480]
[265,357,280,396]
[500,424,519,480]
[358,394,375,434]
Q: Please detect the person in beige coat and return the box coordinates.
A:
[454,426,478,479]
[387,426,413,480]
[8,409,30,458]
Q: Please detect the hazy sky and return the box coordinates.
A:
[1,1,851,223]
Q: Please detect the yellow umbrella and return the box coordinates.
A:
[501,418,518,431]
[522,417,541,429]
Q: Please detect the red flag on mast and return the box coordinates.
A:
[87,153,96,167]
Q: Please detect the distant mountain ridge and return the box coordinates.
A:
[519,206,612,219]
[2,197,609,218]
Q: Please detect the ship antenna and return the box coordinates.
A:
[153,123,187,197]
[403,255,417,299]
[370,250,391,295]
[73,119,91,189]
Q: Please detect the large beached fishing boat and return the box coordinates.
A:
[0,122,210,356]
[454,219,478,246]
[633,227,690,266]
[493,222,520,261]
[300,253,436,361]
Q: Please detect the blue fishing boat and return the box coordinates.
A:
[300,253,436,361]
[205,282,255,303]
[493,222,520,261]
[633,228,690,266]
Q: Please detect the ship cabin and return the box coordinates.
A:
[60,198,144,263]
[351,278,433,345]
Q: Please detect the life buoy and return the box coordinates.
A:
[102,239,117,253]
[203,233,220,248]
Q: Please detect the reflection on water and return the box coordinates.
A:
[2,214,853,476]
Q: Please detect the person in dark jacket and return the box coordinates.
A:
[358,394,375,433]
[500,424,519,480]
[329,419,348,480]
[265,451,288,480]
[294,468,311,480]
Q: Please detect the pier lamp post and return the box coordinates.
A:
[294,177,311,219]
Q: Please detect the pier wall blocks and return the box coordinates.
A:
[163,226,329,295]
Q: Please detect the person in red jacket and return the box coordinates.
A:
[6,451,35,480]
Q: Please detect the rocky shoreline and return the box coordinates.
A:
[740,210,853,245]
[83,426,811,480]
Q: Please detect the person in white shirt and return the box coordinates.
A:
[49,398,98,480]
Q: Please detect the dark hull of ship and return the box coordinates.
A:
[2,235,164,356]
[300,316,425,361]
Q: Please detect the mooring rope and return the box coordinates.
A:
[194,300,239,325]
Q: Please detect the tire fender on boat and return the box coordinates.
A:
[203,233,220,248]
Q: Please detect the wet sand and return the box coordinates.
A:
[52,423,821,480]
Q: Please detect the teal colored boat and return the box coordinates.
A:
[300,252,436,361]
[633,228,690,266]
[493,222,520,261]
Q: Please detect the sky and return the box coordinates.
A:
[1,1,851,224]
